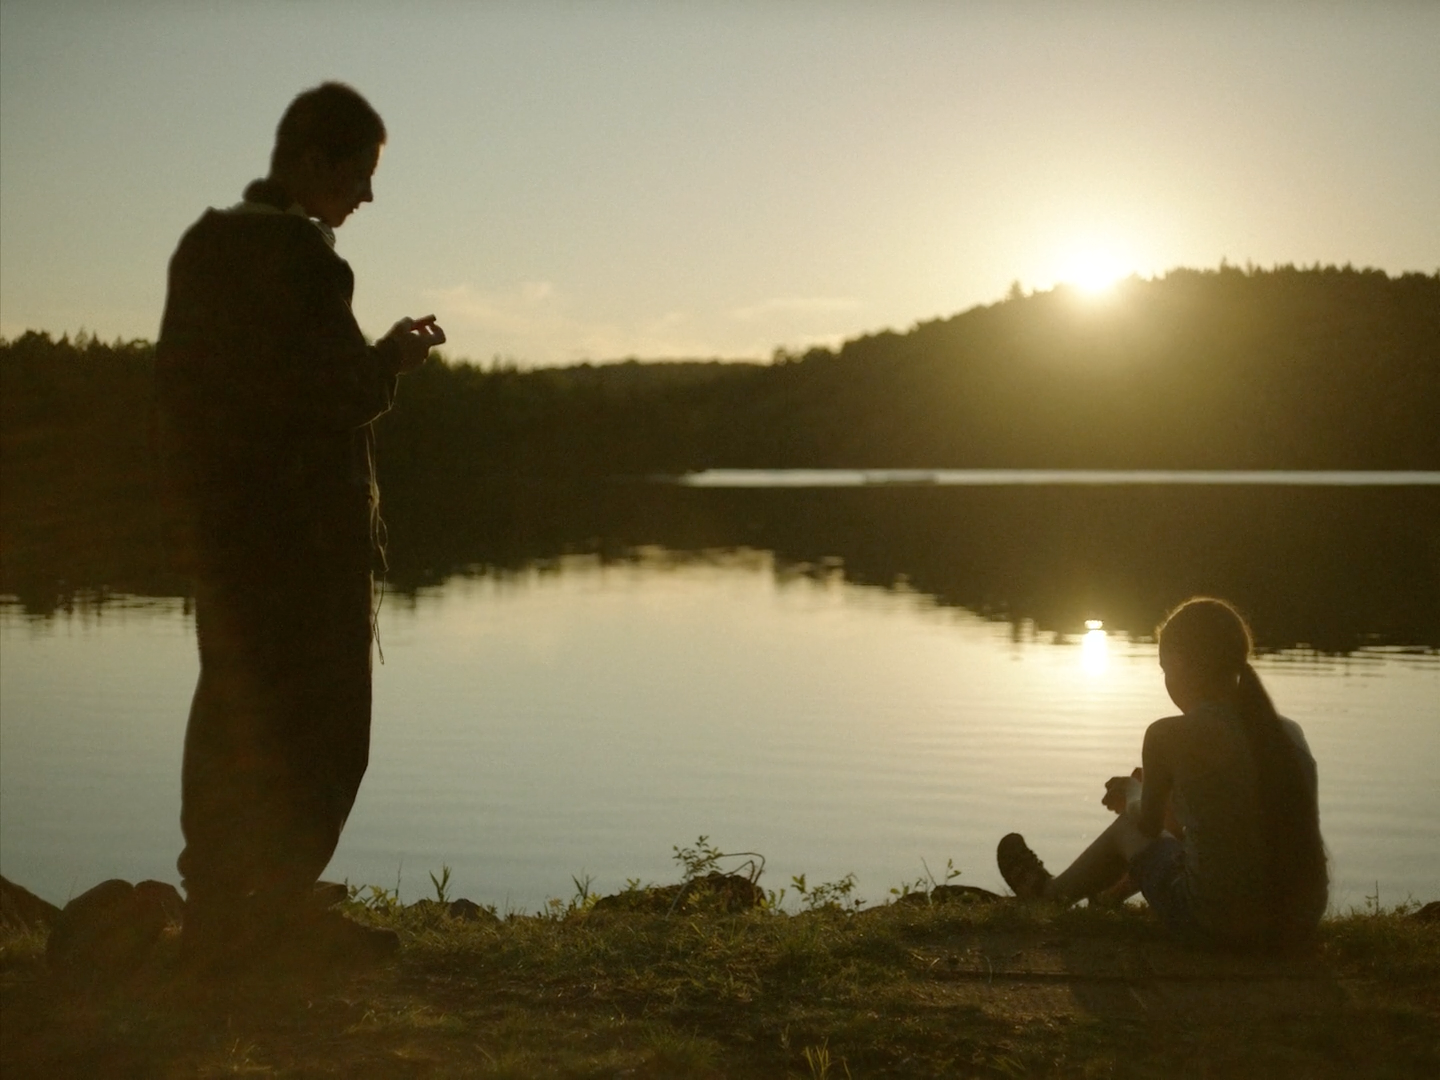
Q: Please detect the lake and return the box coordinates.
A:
[2,476,1438,914]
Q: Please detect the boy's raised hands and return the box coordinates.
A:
[384,314,446,372]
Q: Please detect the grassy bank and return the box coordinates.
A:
[3,879,1436,1079]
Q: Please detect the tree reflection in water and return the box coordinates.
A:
[7,477,1435,655]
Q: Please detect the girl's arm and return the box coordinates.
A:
[1104,765,1185,839]
[1130,719,1178,838]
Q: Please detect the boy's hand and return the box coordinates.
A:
[384,314,446,372]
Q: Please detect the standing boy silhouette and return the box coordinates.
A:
[157,82,443,970]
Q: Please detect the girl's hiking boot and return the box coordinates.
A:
[997,833,1054,900]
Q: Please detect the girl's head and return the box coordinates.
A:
[268,82,387,228]
[1156,597,1253,711]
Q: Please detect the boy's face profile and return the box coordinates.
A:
[298,143,381,228]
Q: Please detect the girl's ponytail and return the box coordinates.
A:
[1234,661,1327,943]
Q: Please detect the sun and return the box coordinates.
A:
[1060,248,1127,294]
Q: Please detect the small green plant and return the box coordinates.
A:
[890,858,963,900]
[429,865,452,904]
[671,835,766,885]
[538,872,601,919]
[349,882,402,915]
[571,872,596,910]
[802,1037,852,1079]
[673,835,724,880]
[890,874,928,899]
[928,857,962,887]
[791,872,862,912]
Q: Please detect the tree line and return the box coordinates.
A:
[5,264,1437,483]
[385,263,1439,478]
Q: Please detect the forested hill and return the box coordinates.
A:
[379,264,1437,475]
[3,265,1438,480]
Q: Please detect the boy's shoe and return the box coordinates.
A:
[181,896,397,979]
[179,896,271,977]
[997,833,1053,900]
[285,907,399,970]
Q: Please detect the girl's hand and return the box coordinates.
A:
[384,314,446,372]
[1102,768,1143,814]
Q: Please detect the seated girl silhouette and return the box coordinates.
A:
[997,597,1328,950]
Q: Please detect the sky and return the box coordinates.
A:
[2,1,1437,366]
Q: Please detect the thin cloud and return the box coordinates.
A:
[565,311,724,363]
[423,281,557,339]
[422,282,730,364]
[730,296,861,322]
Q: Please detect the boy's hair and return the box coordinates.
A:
[271,82,386,173]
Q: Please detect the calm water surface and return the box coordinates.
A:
[3,551,1436,913]
[679,469,1440,487]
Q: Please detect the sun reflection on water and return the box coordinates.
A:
[1081,619,1109,675]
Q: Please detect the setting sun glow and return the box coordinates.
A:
[1060,249,1129,295]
